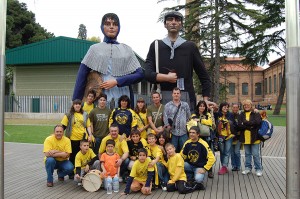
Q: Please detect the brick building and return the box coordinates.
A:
[219,57,286,105]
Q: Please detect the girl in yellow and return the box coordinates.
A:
[164,143,197,194]
[61,99,92,176]
[134,97,149,139]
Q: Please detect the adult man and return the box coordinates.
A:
[43,124,74,187]
[164,87,191,152]
[89,93,112,154]
[145,11,214,112]
[147,92,165,134]
[72,13,144,108]
[99,123,129,181]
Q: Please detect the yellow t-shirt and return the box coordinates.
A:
[148,144,163,162]
[43,135,72,162]
[136,112,149,139]
[61,112,91,141]
[82,102,94,114]
[166,153,186,182]
[130,157,154,182]
[99,135,129,156]
[74,148,96,170]
[244,112,260,144]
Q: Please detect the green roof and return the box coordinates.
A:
[6,36,97,65]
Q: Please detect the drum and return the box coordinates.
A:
[83,71,103,102]
[82,170,102,192]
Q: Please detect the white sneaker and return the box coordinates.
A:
[77,182,82,186]
[242,169,251,175]
[118,178,123,183]
[256,170,263,177]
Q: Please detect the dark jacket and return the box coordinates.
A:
[237,111,262,144]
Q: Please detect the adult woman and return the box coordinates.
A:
[238,99,262,176]
[216,102,236,175]
[134,97,149,139]
[109,95,137,138]
[61,99,92,176]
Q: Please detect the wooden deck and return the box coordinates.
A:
[4,126,286,199]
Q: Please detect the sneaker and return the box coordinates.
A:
[218,166,228,175]
[232,167,240,171]
[256,170,263,177]
[196,182,206,190]
[58,177,64,181]
[118,178,123,183]
[77,182,82,186]
[161,182,167,191]
[242,169,251,175]
[47,182,53,187]
[208,171,214,178]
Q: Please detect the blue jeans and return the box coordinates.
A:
[231,141,241,169]
[103,176,119,189]
[244,143,262,171]
[184,162,205,183]
[93,137,103,155]
[45,157,74,183]
[157,162,169,184]
[171,134,188,153]
[219,137,233,167]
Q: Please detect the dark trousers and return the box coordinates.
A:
[69,140,81,175]
[167,180,196,194]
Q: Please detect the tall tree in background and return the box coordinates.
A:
[87,36,101,43]
[6,0,55,94]
[78,24,87,40]
[6,0,54,49]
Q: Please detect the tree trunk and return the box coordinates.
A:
[273,63,285,115]
[214,0,220,104]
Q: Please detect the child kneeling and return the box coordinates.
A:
[121,148,154,195]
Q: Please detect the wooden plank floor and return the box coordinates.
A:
[4,126,286,199]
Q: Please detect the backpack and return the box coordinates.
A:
[258,119,273,142]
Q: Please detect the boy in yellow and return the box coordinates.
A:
[147,133,168,191]
[82,89,96,114]
[165,143,197,194]
[181,126,215,190]
[43,125,74,187]
[121,148,154,195]
[74,139,100,186]
[99,123,129,182]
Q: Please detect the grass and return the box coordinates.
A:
[4,125,54,144]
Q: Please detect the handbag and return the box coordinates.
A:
[198,122,211,137]
[150,40,162,97]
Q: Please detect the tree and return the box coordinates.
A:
[87,36,101,42]
[6,0,54,49]
[78,24,87,40]
[6,0,55,95]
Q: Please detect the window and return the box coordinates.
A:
[264,78,267,94]
[255,83,262,95]
[269,76,272,94]
[242,83,248,95]
[274,75,277,93]
[279,72,282,88]
[229,83,235,95]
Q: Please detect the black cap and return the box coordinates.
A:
[164,11,183,24]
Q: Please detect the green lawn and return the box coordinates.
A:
[4,125,53,144]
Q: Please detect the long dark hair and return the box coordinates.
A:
[118,95,131,109]
[69,99,83,114]
[134,99,146,114]
[156,131,169,147]
[195,100,209,117]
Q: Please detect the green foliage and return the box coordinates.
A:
[87,36,101,42]
[4,125,54,144]
[78,24,87,40]
[6,0,55,49]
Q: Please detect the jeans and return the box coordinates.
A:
[93,137,103,155]
[184,162,205,183]
[231,141,241,169]
[156,162,169,184]
[244,143,262,171]
[103,176,119,189]
[120,158,130,178]
[171,134,188,153]
[45,157,74,183]
[219,137,233,167]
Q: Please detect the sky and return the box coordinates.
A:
[19,0,181,59]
